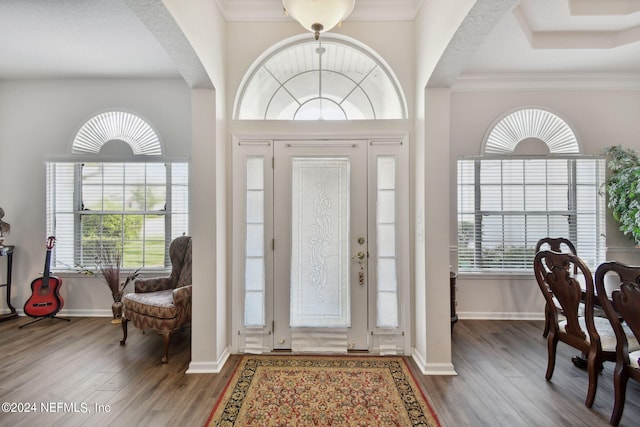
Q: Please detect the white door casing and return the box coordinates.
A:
[274,140,368,351]
[232,137,409,354]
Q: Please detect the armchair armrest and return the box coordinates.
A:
[173,285,192,308]
[134,277,173,293]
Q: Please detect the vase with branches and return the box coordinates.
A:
[77,245,141,323]
[95,246,141,303]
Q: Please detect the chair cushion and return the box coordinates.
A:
[631,351,640,369]
[554,299,605,318]
[122,290,177,320]
[560,316,640,352]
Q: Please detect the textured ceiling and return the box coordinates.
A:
[0,0,180,79]
[461,0,640,79]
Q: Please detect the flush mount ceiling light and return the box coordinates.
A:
[283,0,355,40]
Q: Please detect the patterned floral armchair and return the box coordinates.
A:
[120,236,192,363]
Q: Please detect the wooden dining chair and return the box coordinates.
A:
[594,261,640,426]
[533,250,616,408]
[535,237,578,338]
[535,237,577,256]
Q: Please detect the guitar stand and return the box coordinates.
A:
[19,314,71,329]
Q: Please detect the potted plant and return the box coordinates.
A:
[603,145,640,246]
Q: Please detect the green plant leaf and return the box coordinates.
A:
[604,145,640,245]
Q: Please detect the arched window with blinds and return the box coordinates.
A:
[46,111,188,271]
[457,108,606,272]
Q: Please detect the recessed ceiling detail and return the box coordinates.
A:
[72,111,162,155]
[515,0,640,49]
[569,0,640,16]
[484,108,579,154]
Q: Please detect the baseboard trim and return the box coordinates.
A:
[186,347,231,374]
[458,312,544,321]
[7,309,113,317]
[421,363,458,376]
[412,348,458,376]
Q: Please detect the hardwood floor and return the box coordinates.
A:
[0,317,638,426]
[419,320,640,427]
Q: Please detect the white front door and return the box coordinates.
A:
[273,140,369,351]
[232,138,409,355]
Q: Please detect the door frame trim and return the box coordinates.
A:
[273,139,368,350]
[230,134,411,355]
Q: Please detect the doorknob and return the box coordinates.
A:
[353,251,365,260]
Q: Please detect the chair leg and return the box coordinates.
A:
[545,333,558,380]
[610,365,629,426]
[585,352,600,408]
[543,304,550,338]
[160,331,172,364]
[120,318,128,345]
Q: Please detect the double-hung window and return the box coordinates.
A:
[457,108,606,272]
[46,161,189,270]
[47,111,189,271]
[457,156,606,272]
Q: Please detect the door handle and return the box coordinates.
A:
[352,251,365,260]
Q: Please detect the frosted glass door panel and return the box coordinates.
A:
[274,141,368,351]
[244,156,265,326]
[376,156,398,328]
[290,158,350,327]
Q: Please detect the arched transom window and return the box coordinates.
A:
[72,111,162,155]
[484,108,579,154]
[235,35,407,120]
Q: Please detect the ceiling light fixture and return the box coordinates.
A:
[283,0,355,40]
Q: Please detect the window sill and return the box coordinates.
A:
[456,271,534,280]
[56,269,171,278]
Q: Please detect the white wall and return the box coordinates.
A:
[163,0,229,372]
[449,87,640,319]
[0,78,191,315]
[412,0,477,375]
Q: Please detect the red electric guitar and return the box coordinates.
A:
[23,236,64,318]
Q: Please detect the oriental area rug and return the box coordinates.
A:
[206,355,441,426]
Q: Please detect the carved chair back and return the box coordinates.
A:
[594,261,640,425]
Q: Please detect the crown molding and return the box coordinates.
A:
[569,0,640,16]
[216,0,286,21]
[349,0,422,21]
[215,0,422,22]
[452,72,640,91]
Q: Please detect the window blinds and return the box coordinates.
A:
[457,156,606,272]
[45,161,189,271]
